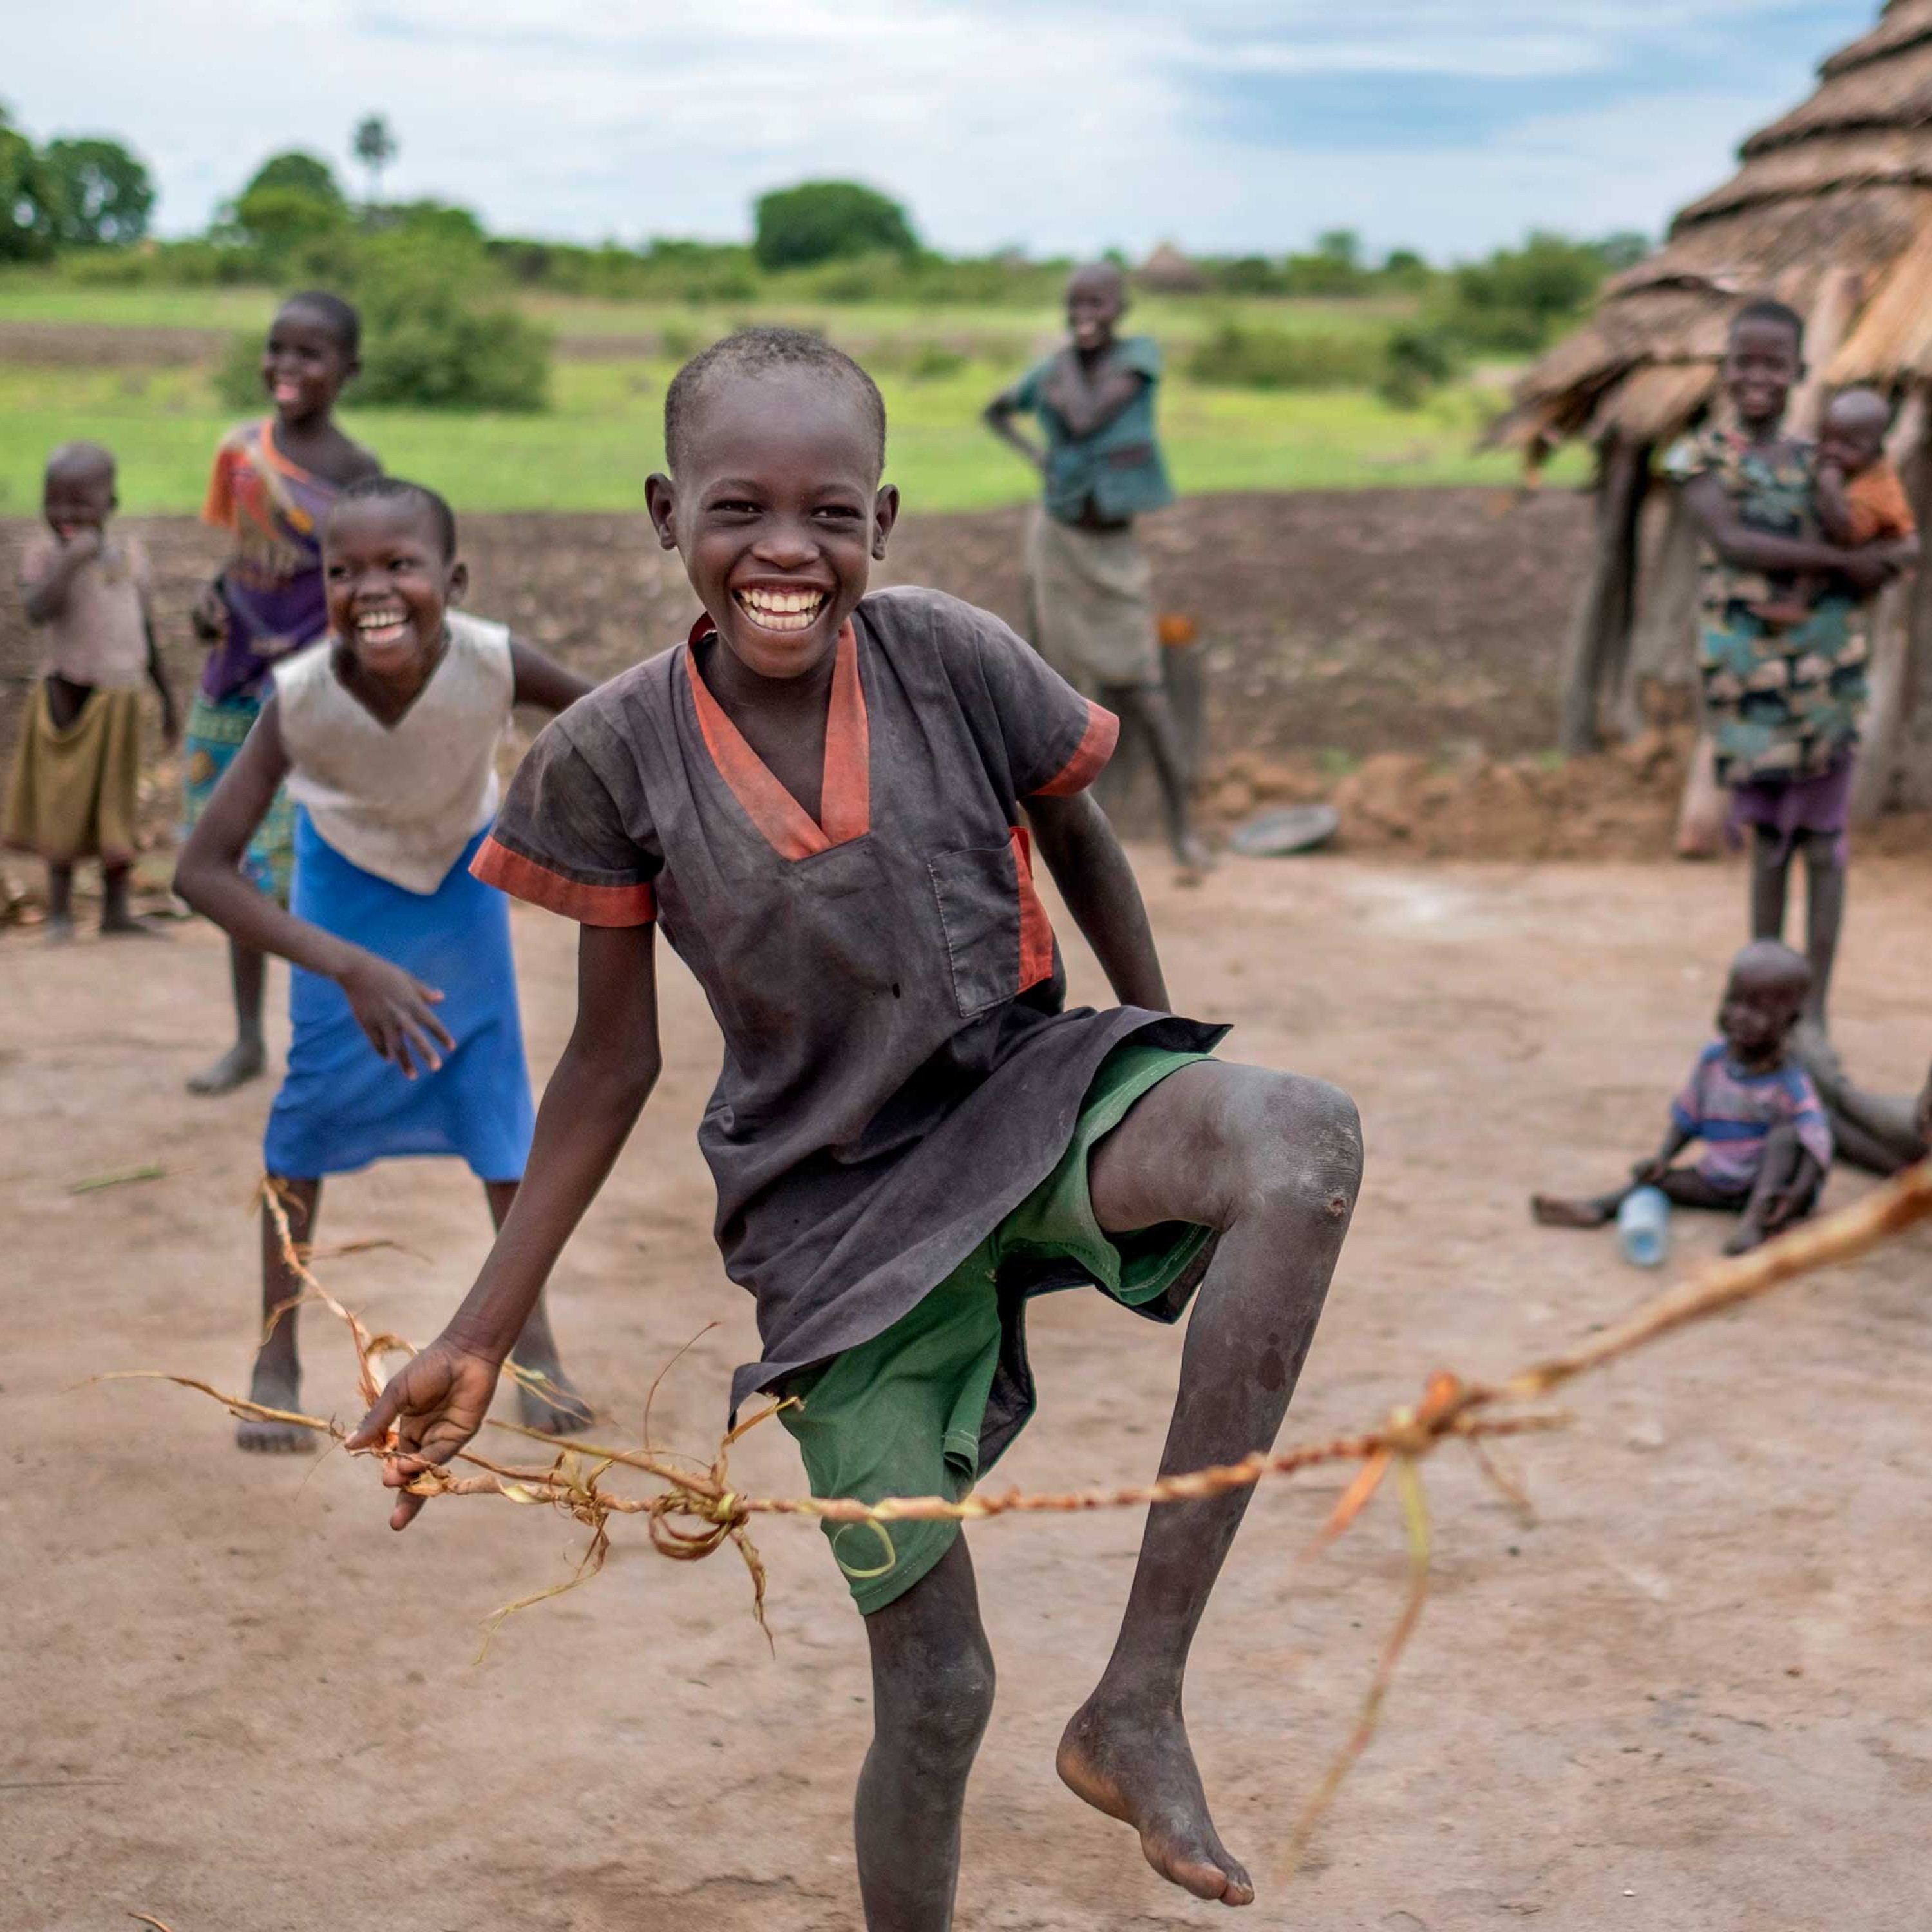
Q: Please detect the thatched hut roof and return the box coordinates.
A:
[1495,0,1932,452]
[1138,242,1206,292]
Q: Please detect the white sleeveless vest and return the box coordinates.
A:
[274,612,513,895]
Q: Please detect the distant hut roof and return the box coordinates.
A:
[1495,0,1932,452]
[1139,242,1206,292]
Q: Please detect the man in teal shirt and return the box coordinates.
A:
[987,264,1208,873]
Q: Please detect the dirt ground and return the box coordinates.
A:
[6,848,1930,1931]
[1,484,1595,768]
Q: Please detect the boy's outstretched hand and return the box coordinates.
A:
[346,1337,501,1530]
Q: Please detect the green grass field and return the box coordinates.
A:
[0,274,1560,516]
[0,274,1414,345]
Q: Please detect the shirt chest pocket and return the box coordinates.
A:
[928,840,1025,1019]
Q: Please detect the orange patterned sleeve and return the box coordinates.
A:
[200,440,238,533]
[1842,461,1915,545]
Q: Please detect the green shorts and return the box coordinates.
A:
[779,1040,1217,1614]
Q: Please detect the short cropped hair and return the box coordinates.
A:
[663,326,887,477]
[1730,298,1804,354]
[330,475,458,559]
[282,289,362,358]
[46,439,115,484]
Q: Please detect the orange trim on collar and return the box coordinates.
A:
[685,619,869,859]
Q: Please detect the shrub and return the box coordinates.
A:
[1430,231,1613,352]
[1377,325,1462,409]
[214,329,266,411]
[1187,321,1384,390]
[908,341,967,381]
[753,180,918,271]
[215,239,553,413]
[358,299,550,410]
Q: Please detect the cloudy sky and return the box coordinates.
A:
[8,1,1877,260]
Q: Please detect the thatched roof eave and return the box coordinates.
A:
[1498,3,1932,456]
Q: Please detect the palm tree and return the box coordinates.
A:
[352,114,397,209]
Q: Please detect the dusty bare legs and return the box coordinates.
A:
[189,938,267,1095]
[1058,1061,1361,1903]
[238,1179,588,1452]
[842,1062,1359,1924]
[1103,682,1211,875]
[1751,828,1844,1030]
[853,1539,997,1929]
[484,1179,591,1435]
[238,1175,319,1452]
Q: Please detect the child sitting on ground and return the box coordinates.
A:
[1533,940,1831,1256]
[175,477,594,1452]
[1748,386,1914,627]
[348,328,1363,1929]
[5,441,178,940]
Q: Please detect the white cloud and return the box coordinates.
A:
[3,1,1868,256]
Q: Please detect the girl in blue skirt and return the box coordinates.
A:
[176,477,594,1450]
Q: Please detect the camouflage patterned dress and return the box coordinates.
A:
[1663,426,1870,786]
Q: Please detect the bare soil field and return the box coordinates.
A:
[5,853,1930,1931]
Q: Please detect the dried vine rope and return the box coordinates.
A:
[92,1159,1932,1866]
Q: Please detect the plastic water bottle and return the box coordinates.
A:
[1617,1186,1671,1269]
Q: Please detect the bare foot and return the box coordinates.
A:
[1723,1220,1767,1257]
[189,1037,265,1096]
[1531,1193,1613,1229]
[100,912,167,939]
[44,914,76,947]
[513,1360,592,1435]
[1173,832,1217,887]
[236,1363,311,1454]
[1057,1695,1253,1906]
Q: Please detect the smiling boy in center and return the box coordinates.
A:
[352,327,1363,1930]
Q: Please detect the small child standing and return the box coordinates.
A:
[5,442,178,940]
[183,289,381,1096]
[1667,302,1917,1032]
[1533,940,1832,1256]
[349,330,1361,1928]
[176,478,593,1451]
[985,264,1209,875]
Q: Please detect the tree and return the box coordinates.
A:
[1315,228,1361,269]
[243,149,345,206]
[0,104,57,261]
[353,115,397,205]
[1592,230,1649,273]
[752,179,918,271]
[43,137,154,247]
[228,149,348,265]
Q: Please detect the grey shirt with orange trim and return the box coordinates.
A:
[474,583,1223,1426]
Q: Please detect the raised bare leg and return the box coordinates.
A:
[240,1175,319,1452]
[189,937,267,1095]
[1057,1061,1362,1906]
[1800,835,1845,1030]
[484,1179,591,1434]
[855,1537,996,1931]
